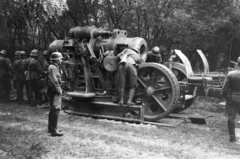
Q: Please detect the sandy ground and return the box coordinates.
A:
[0,99,240,159]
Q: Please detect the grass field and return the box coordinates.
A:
[0,97,240,159]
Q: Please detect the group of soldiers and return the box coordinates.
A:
[0,49,65,137]
[0,49,50,106]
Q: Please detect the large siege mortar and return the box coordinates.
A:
[48,26,223,122]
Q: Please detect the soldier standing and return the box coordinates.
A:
[15,51,28,104]
[0,50,14,102]
[21,51,33,105]
[28,49,47,106]
[117,46,142,106]
[13,51,21,100]
[47,52,64,136]
[222,57,240,142]
[146,46,162,63]
[41,50,50,103]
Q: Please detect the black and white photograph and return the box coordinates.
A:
[0,0,240,158]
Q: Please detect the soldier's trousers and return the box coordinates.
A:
[0,78,11,101]
[117,63,137,89]
[28,79,41,106]
[16,79,26,102]
[225,100,240,137]
[47,87,62,131]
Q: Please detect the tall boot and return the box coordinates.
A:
[48,109,53,133]
[127,88,135,106]
[228,119,236,142]
[51,108,63,137]
[118,89,124,106]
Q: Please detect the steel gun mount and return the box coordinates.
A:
[49,26,197,122]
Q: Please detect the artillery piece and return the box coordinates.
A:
[48,26,223,122]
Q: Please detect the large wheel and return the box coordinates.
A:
[134,63,180,121]
[164,62,196,113]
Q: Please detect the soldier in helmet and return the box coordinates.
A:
[40,50,50,104]
[21,51,33,105]
[0,50,14,102]
[42,50,50,68]
[14,51,28,104]
[27,49,47,106]
[222,56,240,142]
[146,46,162,63]
[117,45,142,106]
[47,52,64,136]
[13,51,22,96]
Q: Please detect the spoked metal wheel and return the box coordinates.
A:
[164,62,196,113]
[134,63,180,121]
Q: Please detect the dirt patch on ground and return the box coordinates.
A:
[0,97,240,159]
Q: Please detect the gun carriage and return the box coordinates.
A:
[49,26,227,122]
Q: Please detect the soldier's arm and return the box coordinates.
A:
[6,58,14,74]
[49,67,61,93]
[36,61,47,76]
[157,55,162,63]
[222,74,231,99]
[21,60,28,71]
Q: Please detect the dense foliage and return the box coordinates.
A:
[0,0,240,70]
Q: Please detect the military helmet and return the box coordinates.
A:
[20,51,27,55]
[43,51,49,56]
[0,50,7,55]
[15,51,20,56]
[50,52,63,61]
[30,49,39,57]
[151,46,160,55]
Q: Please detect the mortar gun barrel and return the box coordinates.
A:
[94,30,113,39]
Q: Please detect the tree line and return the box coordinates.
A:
[1,0,240,71]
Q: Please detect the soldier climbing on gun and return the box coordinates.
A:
[117,45,142,107]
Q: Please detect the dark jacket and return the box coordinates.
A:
[28,58,46,80]
[13,59,26,79]
[222,68,240,99]
[0,56,13,78]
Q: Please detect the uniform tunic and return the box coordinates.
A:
[146,52,162,63]
[14,58,26,101]
[222,68,240,120]
[0,57,13,90]
[117,48,141,89]
[47,63,62,109]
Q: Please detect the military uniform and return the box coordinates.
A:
[13,58,25,103]
[0,52,14,102]
[47,52,63,136]
[28,58,46,106]
[146,46,162,63]
[13,51,21,90]
[146,52,162,63]
[21,57,32,104]
[117,48,142,106]
[41,55,50,103]
[222,67,240,142]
